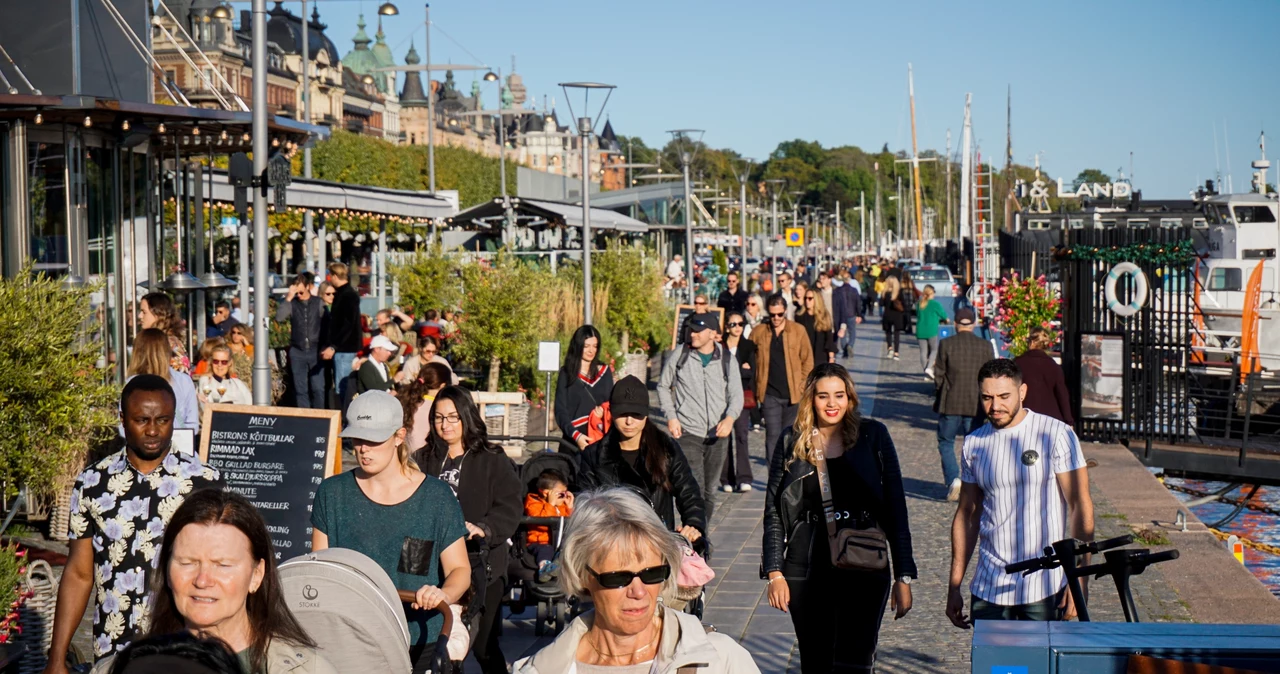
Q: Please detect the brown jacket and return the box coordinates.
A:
[749,320,814,405]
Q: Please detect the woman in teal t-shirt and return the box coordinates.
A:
[915,285,950,377]
[311,391,470,672]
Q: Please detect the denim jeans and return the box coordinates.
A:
[763,393,798,466]
[918,335,939,371]
[839,318,858,356]
[971,589,1065,622]
[678,433,729,522]
[289,347,326,409]
[937,414,975,485]
[333,351,357,406]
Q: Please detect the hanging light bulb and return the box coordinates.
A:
[272,138,280,148]
[192,126,201,136]
[83,116,92,128]
[242,132,250,142]
[122,119,131,131]
[158,122,166,134]
[34,112,42,125]
[221,129,228,141]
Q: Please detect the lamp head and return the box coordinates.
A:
[484,71,499,82]
[377,2,399,16]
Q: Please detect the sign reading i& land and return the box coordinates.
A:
[199,405,342,561]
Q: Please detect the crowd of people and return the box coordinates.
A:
[42,252,1093,674]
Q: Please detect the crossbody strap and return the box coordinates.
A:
[812,444,839,540]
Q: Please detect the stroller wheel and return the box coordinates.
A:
[535,601,548,636]
[554,601,567,634]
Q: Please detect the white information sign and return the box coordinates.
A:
[538,341,561,372]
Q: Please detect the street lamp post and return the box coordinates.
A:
[560,82,616,325]
[250,0,270,401]
[667,130,704,304]
[764,179,784,289]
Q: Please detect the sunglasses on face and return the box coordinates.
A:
[586,564,671,589]
[694,301,707,306]
[769,311,786,319]
[211,359,230,365]
[727,321,744,328]
[805,296,815,302]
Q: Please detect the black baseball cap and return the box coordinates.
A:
[956,308,977,326]
[687,314,717,333]
[611,376,649,418]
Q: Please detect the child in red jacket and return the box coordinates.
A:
[523,469,574,572]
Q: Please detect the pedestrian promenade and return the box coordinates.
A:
[488,320,1193,673]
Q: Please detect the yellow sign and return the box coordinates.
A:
[785,228,804,247]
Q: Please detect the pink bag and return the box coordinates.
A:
[676,545,715,588]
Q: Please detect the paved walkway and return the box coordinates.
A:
[487,319,1192,673]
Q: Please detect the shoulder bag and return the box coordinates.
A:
[813,446,890,571]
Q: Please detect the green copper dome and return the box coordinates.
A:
[341,14,387,94]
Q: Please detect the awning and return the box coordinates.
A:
[449,197,648,233]
[205,168,455,220]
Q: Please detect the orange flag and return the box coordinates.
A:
[1240,259,1265,382]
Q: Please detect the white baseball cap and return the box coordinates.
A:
[369,335,397,352]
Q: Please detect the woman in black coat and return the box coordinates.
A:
[553,325,615,451]
[721,311,758,492]
[577,375,707,544]
[796,288,837,364]
[413,386,523,674]
[763,363,917,673]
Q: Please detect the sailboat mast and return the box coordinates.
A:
[959,94,972,243]
[908,64,925,257]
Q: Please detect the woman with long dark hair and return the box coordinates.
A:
[762,363,916,672]
[721,312,757,492]
[413,386,523,674]
[137,489,335,673]
[554,325,615,451]
[578,376,707,544]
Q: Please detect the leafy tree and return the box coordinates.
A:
[592,242,667,354]
[453,253,552,391]
[0,269,118,500]
[392,244,461,317]
[1074,168,1112,188]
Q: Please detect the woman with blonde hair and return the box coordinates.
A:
[128,327,200,433]
[196,341,253,414]
[763,362,916,672]
[226,323,255,392]
[796,287,837,364]
[139,291,190,373]
[914,285,950,378]
[311,390,472,672]
[880,270,905,360]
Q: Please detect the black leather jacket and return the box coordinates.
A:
[762,419,917,580]
[578,430,708,537]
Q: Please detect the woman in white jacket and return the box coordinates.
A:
[513,488,759,674]
[197,343,253,414]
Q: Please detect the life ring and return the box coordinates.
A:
[1105,262,1148,317]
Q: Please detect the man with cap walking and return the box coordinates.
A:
[658,313,743,520]
[934,307,993,501]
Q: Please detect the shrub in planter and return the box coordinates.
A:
[0,269,118,501]
[0,544,25,644]
[995,272,1061,357]
[453,253,553,392]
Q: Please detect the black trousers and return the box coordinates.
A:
[471,574,507,674]
[787,567,893,673]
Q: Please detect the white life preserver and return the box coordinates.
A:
[1104,262,1148,317]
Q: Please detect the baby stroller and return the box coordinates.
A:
[667,534,713,620]
[506,449,580,636]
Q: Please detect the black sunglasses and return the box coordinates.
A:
[727,321,744,328]
[586,564,671,589]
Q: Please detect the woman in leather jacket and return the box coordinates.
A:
[761,363,917,673]
[578,376,708,545]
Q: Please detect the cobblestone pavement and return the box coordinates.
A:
[484,318,1192,673]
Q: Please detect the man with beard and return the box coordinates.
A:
[43,375,221,671]
[945,358,1094,629]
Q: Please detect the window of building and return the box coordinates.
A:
[1160,218,1182,229]
[1233,206,1277,223]
[1207,267,1243,292]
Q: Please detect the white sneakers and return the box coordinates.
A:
[947,478,962,502]
[924,366,935,380]
[736,483,753,493]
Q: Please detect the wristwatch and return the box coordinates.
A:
[897,576,912,585]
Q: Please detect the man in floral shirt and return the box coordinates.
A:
[43,375,221,671]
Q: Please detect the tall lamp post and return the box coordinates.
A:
[250,0,270,400]
[458,71,536,246]
[764,179,784,289]
[738,158,753,272]
[667,129,704,304]
[559,82,615,325]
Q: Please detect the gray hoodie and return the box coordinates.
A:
[657,344,744,439]
[512,607,760,674]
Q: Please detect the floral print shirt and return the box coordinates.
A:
[69,449,221,659]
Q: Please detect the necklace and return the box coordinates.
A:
[585,614,662,663]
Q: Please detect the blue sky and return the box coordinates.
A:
[259,0,1279,197]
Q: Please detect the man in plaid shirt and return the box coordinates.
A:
[933,308,993,501]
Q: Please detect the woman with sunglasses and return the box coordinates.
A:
[720,312,757,493]
[414,386,523,674]
[318,281,336,307]
[396,334,459,386]
[196,343,252,414]
[226,324,255,393]
[743,293,766,332]
[578,376,707,546]
[513,488,759,674]
[796,290,837,364]
[763,363,916,673]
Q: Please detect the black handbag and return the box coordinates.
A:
[814,447,890,571]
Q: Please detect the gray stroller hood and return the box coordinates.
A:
[279,547,413,674]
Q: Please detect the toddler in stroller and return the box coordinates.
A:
[506,451,579,635]
[523,468,574,580]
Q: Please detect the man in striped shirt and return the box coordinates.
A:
[946,358,1094,626]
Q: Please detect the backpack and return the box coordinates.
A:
[674,344,732,382]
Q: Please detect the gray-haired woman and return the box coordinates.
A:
[513,488,759,674]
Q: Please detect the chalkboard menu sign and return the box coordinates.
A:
[199,404,342,561]
[670,304,724,348]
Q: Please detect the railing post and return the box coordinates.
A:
[1240,371,1255,468]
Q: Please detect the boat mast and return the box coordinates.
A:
[908,64,925,257]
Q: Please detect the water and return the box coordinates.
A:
[1165,478,1280,596]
